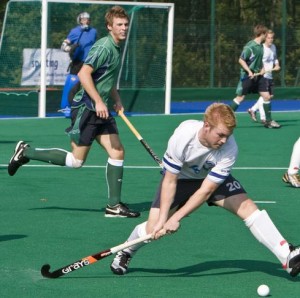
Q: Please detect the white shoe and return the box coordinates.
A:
[247,109,257,122]
[264,120,281,129]
[282,172,300,188]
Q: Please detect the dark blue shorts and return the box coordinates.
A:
[151,175,247,209]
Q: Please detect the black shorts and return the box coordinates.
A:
[241,76,269,95]
[151,174,247,209]
[66,106,119,146]
[267,78,274,96]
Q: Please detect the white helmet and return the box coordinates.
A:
[77,12,90,27]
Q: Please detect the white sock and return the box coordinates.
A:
[257,97,266,120]
[233,98,240,105]
[288,138,300,175]
[244,209,290,265]
[107,157,123,167]
[251,98,260,111]
[123,222,150,256]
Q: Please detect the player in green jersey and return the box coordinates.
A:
[8,6,140,218]
[230,25,281,129]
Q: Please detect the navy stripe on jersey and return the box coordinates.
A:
[163,157,181,171]
[208,171,228,180]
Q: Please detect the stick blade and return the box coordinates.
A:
[41,264,62,279]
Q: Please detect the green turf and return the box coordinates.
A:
[1,111,300,297]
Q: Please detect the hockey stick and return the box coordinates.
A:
[253,67,277,78]
[41,234,151,279]
[118,110,163,168]
[252,72,261,77]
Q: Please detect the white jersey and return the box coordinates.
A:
[163,120,238,184]
[263,43,278,79]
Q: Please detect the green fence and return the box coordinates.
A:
[1,0,300,116]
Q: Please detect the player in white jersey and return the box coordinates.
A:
[163,120,237,181]
[110,103,300,277]
[282,137,300,187]
[248,30,281,126]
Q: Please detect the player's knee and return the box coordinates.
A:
[65,152,84,169]
[72,158,84,168]
[262,95,271,102]
[239,198,258,219]
[112,145,125,159]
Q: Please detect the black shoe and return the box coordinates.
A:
[286,244,300,277]
[105,202,140,218]
[110,251,131,275]
[8,141,30,176]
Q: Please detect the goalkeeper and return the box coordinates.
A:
[60,12,97,115]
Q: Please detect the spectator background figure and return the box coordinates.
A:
[60,12,97,117]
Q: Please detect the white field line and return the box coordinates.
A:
[0,164,288,170]
[254,201,277,204]
[0,164,279,203]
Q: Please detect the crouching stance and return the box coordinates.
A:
[110,103,300,277]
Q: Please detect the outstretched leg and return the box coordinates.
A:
[216,194,300,277]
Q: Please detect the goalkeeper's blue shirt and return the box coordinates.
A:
[67,25,97,62]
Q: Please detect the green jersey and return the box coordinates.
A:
[240,40,264,78]
[72,34,121,110]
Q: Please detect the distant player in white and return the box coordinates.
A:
[248,30,280,123]
[110,103,300,277]
[282,137,300,187]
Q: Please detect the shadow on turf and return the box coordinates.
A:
[63,260,297,281]
[28,202,151,213]
[0,140,20,144]
[127,259,296,281]
[238,119,300,129]
[0,234,27,242]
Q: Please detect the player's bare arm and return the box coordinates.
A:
[238,58,254,77]
[162,177,220,234]
[78,64,109,119]
[273,63,281,71]
[152,171,178,239]
[110,86,123,112]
